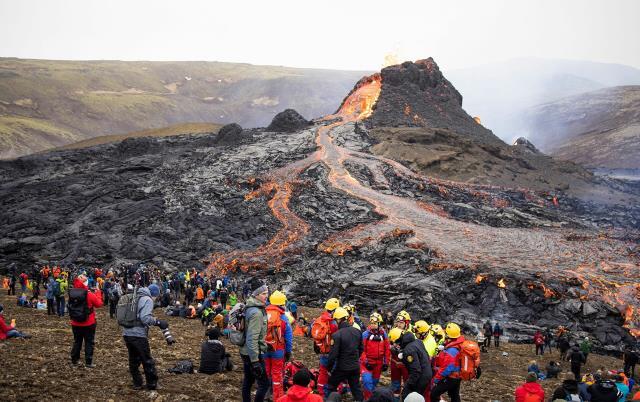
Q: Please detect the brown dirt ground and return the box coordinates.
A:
[0,294,629,401]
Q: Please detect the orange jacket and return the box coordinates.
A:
[196,287,204,300]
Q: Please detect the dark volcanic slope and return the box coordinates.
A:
[522,85,640,169]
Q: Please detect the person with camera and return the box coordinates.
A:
[119,283,174,390]
[68,274,103,368]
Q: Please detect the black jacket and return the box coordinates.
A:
[199,340,226,374]
[326,321,363,372]
[551,379,579,400]
[587,380,622,402]
[568,348,585,366]
[399,332,432,398]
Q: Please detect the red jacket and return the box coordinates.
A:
[433,336,465,381]
[515,382,545,402]
[70,278,103,327]
[277,385,323,402]
[533,332,544,345]
[0,313,15,340]
[361,327,391,364]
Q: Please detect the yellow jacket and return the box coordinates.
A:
[423,334,438,357]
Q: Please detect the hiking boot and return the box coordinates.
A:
[146,384,157,391]
[132,384,144,390]
[71,360,80,367]
[85,363,96,368]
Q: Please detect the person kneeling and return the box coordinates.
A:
[199,327,232,374]
[278,368,322,402]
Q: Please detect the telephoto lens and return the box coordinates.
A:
[162,328,175,345]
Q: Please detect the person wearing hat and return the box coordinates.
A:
[0,304,31,340]
[325,306,364,401]
[514,372,545,402]
[277,367,322,402]
[69,274,104,368]
[240,278,270,402]
[430,323,465,402]
[312,297,340,397]
[264,290,293,401]
[120,283,169,390]
[390,310,412,398]
[361,312,391,400]
[199,327,233,374]
[388,327,432,401]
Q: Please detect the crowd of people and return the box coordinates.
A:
[2,264,640,402]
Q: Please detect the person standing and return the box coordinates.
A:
[240,279,270,402]
[389,327,432,400]
[580,337,592,363]
[482,321,492,349]
[325,307,364,401]
[493,322,503,347]
[543,328,553,353]
[390,311,412,398]
[533,331,545,355]
[264,290,293,401]
[120,284,172,390]
[45,276,56,315]
[8,273,16,296]
[108,278,122,319]
[624,346,638,378]
[55,274,68,317]
[567,344,586,381]
[311,298,339,397]
[69,274,103,367]
[361,312,391,399]
[431,323,465,402]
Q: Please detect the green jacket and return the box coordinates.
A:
[423,334,439,358]
[580,340,592,354]
[56,278,68,295]
[229,294,238,307]
[239,296,267,362]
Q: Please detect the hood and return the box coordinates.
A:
[562,379,579,392]
[446,335,466,349]
[265,304,284,314]
[522,382,543,393]
[400,331,416,348]
[136,287,151,297]
[284,385,313,401]
[245,296,265,308]
[73,278,87,289]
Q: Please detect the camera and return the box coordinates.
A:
[161,327,175,345]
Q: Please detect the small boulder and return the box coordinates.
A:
[267,109,311,133]
[513,137,539,153]
[215,123,247,145]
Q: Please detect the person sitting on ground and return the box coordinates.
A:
[528,360,540,376]
[578,373,594,400]
[546,361,561,379]
[17,293,30,307]
[277,368,322,402]
[551,371,582,401]
[198,327,232,374]
[0,304,31,340]
[615,374,630,401]
[515,372,545,402]
[587,373,623,402]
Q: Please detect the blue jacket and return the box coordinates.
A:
[45,278,55,299]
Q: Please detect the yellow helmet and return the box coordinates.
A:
[414,320,431,334]
[269,290,287,306]
[445,322,461,338]
[395,310,411,322]
[333,307,349,320]
[370,312,383,324]
[389,327,403,343]
[431,324,444,336]
[325,298,340,311]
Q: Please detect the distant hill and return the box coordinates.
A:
[520,86,640,169]
[50,122,222,152]
[446,58,640,141]
[0,58,367,158]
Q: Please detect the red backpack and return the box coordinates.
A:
[457,340,481,380]
[265,308,284,349]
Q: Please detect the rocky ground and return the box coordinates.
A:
[0,293,631,402]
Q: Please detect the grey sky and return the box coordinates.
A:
[1,0,639,71]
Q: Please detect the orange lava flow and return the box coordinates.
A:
[204,75,640,336]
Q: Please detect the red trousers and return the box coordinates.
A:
[264,356,285,400]
[390,358,408,394]
[317,354,330,396]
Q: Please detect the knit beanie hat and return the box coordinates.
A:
[526,371,538,383]
[249,278,267,297]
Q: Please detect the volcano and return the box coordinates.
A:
[1,58,639,348]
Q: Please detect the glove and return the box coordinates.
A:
[365,362,374,371]
[251,361,265,379]
[155,320,169,330]
[381,364,388,372]
[285,352,291,362]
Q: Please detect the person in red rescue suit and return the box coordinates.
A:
[390,310,412,397]
[69,274,104,367]
[312,298,339,397]
[360,312,390,399]
[430,323,465,402]
[264,290,293,401]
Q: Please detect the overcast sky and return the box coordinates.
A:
[1,0,639,71]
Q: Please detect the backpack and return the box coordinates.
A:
[457,340,481,380]
[117,292,143,328]
[167,360,194,374]
[265,308,284,350]
[311,317,332,354]
[52,281,62,297]
[68,288,91,322]
[227,303,247,346]
[565,392,583,402]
